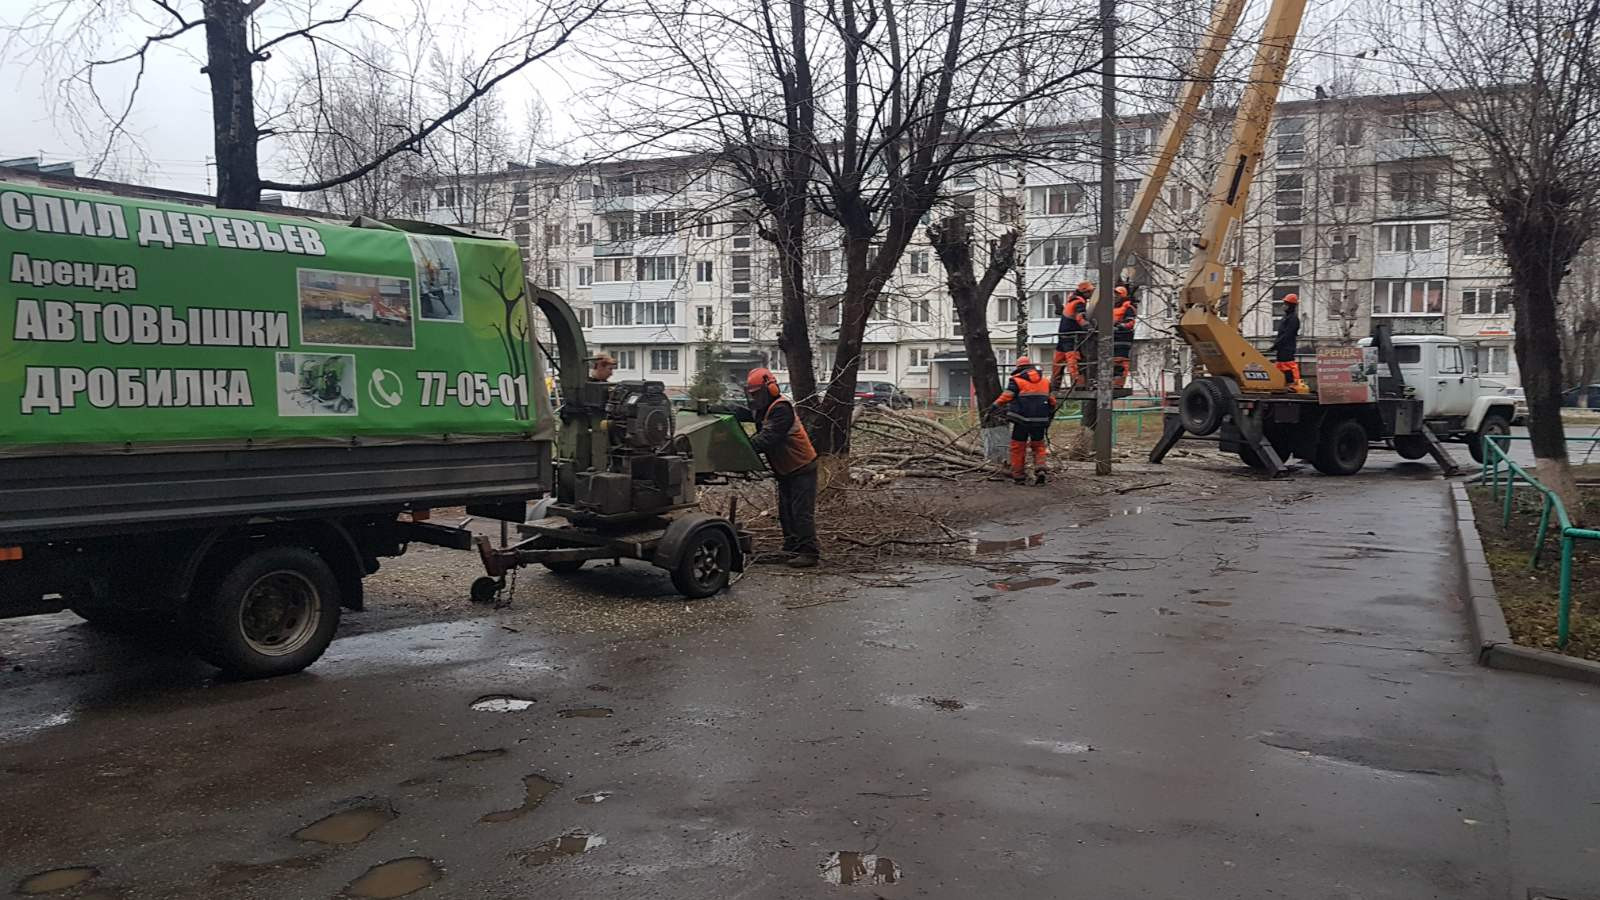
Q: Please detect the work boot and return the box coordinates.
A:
[1012,474,1026,486]
[1034,469,1049,485]
[787,554,819,569]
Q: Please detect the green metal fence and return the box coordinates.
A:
[1479,435,1600,646]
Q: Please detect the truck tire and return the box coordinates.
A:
[191,546,341,679]
[1313,418,1369,476]
[670,527,733,599]
[1237,446,1267,470]
[1469,414,1511,464]
[1392,434,1430,460]
[1180,378,1227,436]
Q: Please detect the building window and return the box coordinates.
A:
[1330,172,1361,206]
[1482,345,1510,375]
[639,210,680,235]
[731,298,751,340]
[908,348,931,369]
[612,349,637,370]
[545,267,563,287]
[1166,184,1197,212]
[1461,286,1513,316]
[598,302,633,326]
[1388,171,1440,203]
[1331,117,1364,148]
[951,303,965,336]
[636,256,682,281]
[1328,288,1358,319]
[696,306,714,327]
[908,250,930,275]
[1032,237,1086,267]
[1030,184,1085,215]
[649,349,679,373]
[575,223,593,245]
[577,181,594,200]
[1275,118,1307,165]
[576,306,594,328]
[730,254,751,294]
[1378,222,1436,252]
[862,347,889,371]
[731,211,755,250]
[434,187,457,207]
[544,225,561,247]
[1374,279,1446,315]
[577,266,593,287]
[811,249,834,275]
[511,183,529,214]
[1118,127,1150,158]
[1462,226,1501,257]
[1116,179,1138,209]
[868,297,892,322]
[909,297,931,323]
[1276,173,1304,221]
[695,216,714,238]
[1329,231,1359,262]
[1166,238,1192,266]
[1274,229,1302,278]
[593,258,628,283]
[695,260,713,282]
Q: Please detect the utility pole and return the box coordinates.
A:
[1094,0,1117,475]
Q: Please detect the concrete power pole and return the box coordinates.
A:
[1094,0,1117,475]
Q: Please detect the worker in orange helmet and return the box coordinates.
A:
[734,368,821,566]
[1110,285,1138,389]
[1273,293,1310,393]
[989,356,1058,485]
[1052,281,1093,391]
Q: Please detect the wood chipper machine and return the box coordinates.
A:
[472,288,766,599]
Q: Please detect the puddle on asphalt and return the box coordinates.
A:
[480,773,561,823]
[17,867,98,894]
[471,695,535,713]
[293,805,396,845]
[1064,580,1097,590]
[558,707,614,718]
[988,576,1059,592]
[819,852,901,885]
[575,791,613,804]
[971,532,1044,555]
[522,832,608,866]
[344,857,441,898]
[435,748,507,763]
[920,696,964,711]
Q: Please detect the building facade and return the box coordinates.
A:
[410,89,1526,402]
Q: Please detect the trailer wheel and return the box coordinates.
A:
[1392,434,1430,460]
[671,527,733,599]
[470,576,503,604]
[1313,418,1369,476]
[1180,378,1227,436]
[192,546,340,679]
[1468,414,1511,463]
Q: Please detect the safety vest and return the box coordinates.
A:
[1059,297,1088,335]
[1113,301,1137,338]
[997,367,1056,424]
[756,396,818,475]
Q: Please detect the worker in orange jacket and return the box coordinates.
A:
[1273,293,1309,393]
[1111,286,1138,389]
[990,357,1058,485]
[1051,282,1093,391]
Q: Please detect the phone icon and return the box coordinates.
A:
[369,368,403,409]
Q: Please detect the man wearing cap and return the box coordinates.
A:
[1273,293,1308,392]
[1052,282,1093,391]
[589,354,617,382]
[733,368,821,567]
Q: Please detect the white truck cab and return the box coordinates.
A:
[1358,334,1517,461]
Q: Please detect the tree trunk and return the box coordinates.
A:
[202,0,262,210]
[928,217,1017,410]
[811,237,873,456]
[774,217,816,406]
[1504,209,1582,522]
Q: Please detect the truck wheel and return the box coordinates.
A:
[1392,434,1430,460]
[1180,378,1227,436]
[1237,446,1266,469]
[192,546,341,679]
[541,560,586,575]
[1469,414,1511,463]
[1313,418,1369,476]
[670,527,732,599]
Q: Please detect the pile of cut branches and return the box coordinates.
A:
[848,406,997,481]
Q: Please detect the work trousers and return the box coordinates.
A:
[1008,422,1050,478]
[776,465,821,557]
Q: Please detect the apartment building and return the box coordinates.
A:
[412,89,1525,401]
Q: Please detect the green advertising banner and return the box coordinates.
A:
[0,182,542,453]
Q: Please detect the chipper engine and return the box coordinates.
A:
[473,288,764,599]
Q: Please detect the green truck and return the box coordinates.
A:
[0,182,555,678]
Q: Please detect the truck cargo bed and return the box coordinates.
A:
[0,440,552,542]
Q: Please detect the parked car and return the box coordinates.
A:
[854,381,915,409]
[1562,384,1600,409]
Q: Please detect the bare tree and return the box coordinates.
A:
[7,0,600,209]
[1373,0,1600,514]
[928,211,1021,410]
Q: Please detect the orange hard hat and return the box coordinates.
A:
[1077,281,1094,292]
[745,367,780,398]
[1114,285,1129,298]
[1015,355,1032,367]
[1283,292,1300,305]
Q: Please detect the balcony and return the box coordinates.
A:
[591,279,679,304]
[590,322,689,344]
[591,192,668,214]
[1027,317,1064,344]
[592,239,632,257]
[1372,251,1448,279]
[1376,137,1449,163]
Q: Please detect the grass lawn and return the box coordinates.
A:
[302,318,413,348]
[1468,469,1600,662]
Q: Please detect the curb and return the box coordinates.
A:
[1451,481,1600,686]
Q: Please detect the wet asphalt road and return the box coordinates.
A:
[2,456,1598,899]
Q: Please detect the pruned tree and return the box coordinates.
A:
[1372,0,1600,515]
[7,0,600,209]
[928,212,1021,411]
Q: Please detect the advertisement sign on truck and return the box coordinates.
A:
[0,183,540,453]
